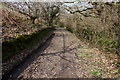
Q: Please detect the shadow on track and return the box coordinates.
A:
[2,34,54,80]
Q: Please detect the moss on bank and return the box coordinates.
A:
[2,27,55,62]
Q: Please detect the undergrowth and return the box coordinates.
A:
[2,27,55,62]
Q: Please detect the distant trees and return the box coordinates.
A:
[40,2,61,26]
[63,2,94,17]
[3,2,40,24]
[4,2,62,26]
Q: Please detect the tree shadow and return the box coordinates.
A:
[3,29,78,80]
[3,34,54,80]
[41,31,78,64]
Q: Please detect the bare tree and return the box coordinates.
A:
[40,2,61,26]
[5,2,43,24]
[4,2,61,26]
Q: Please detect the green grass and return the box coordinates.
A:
[2,27,55,62]
[78,44,85,48]
[92,71,99,75]
[67,25,119,55]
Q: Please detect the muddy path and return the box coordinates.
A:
[3,28,119,79]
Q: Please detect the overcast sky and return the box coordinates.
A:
[1,0,119,2]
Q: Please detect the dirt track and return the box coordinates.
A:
[6,28,119,79]
[16,28,85,79]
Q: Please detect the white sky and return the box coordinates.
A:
[1,0,119,2]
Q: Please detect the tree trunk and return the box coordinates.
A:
[48,19,53,27]
[32,19,35,24]
[31,17,37,24]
